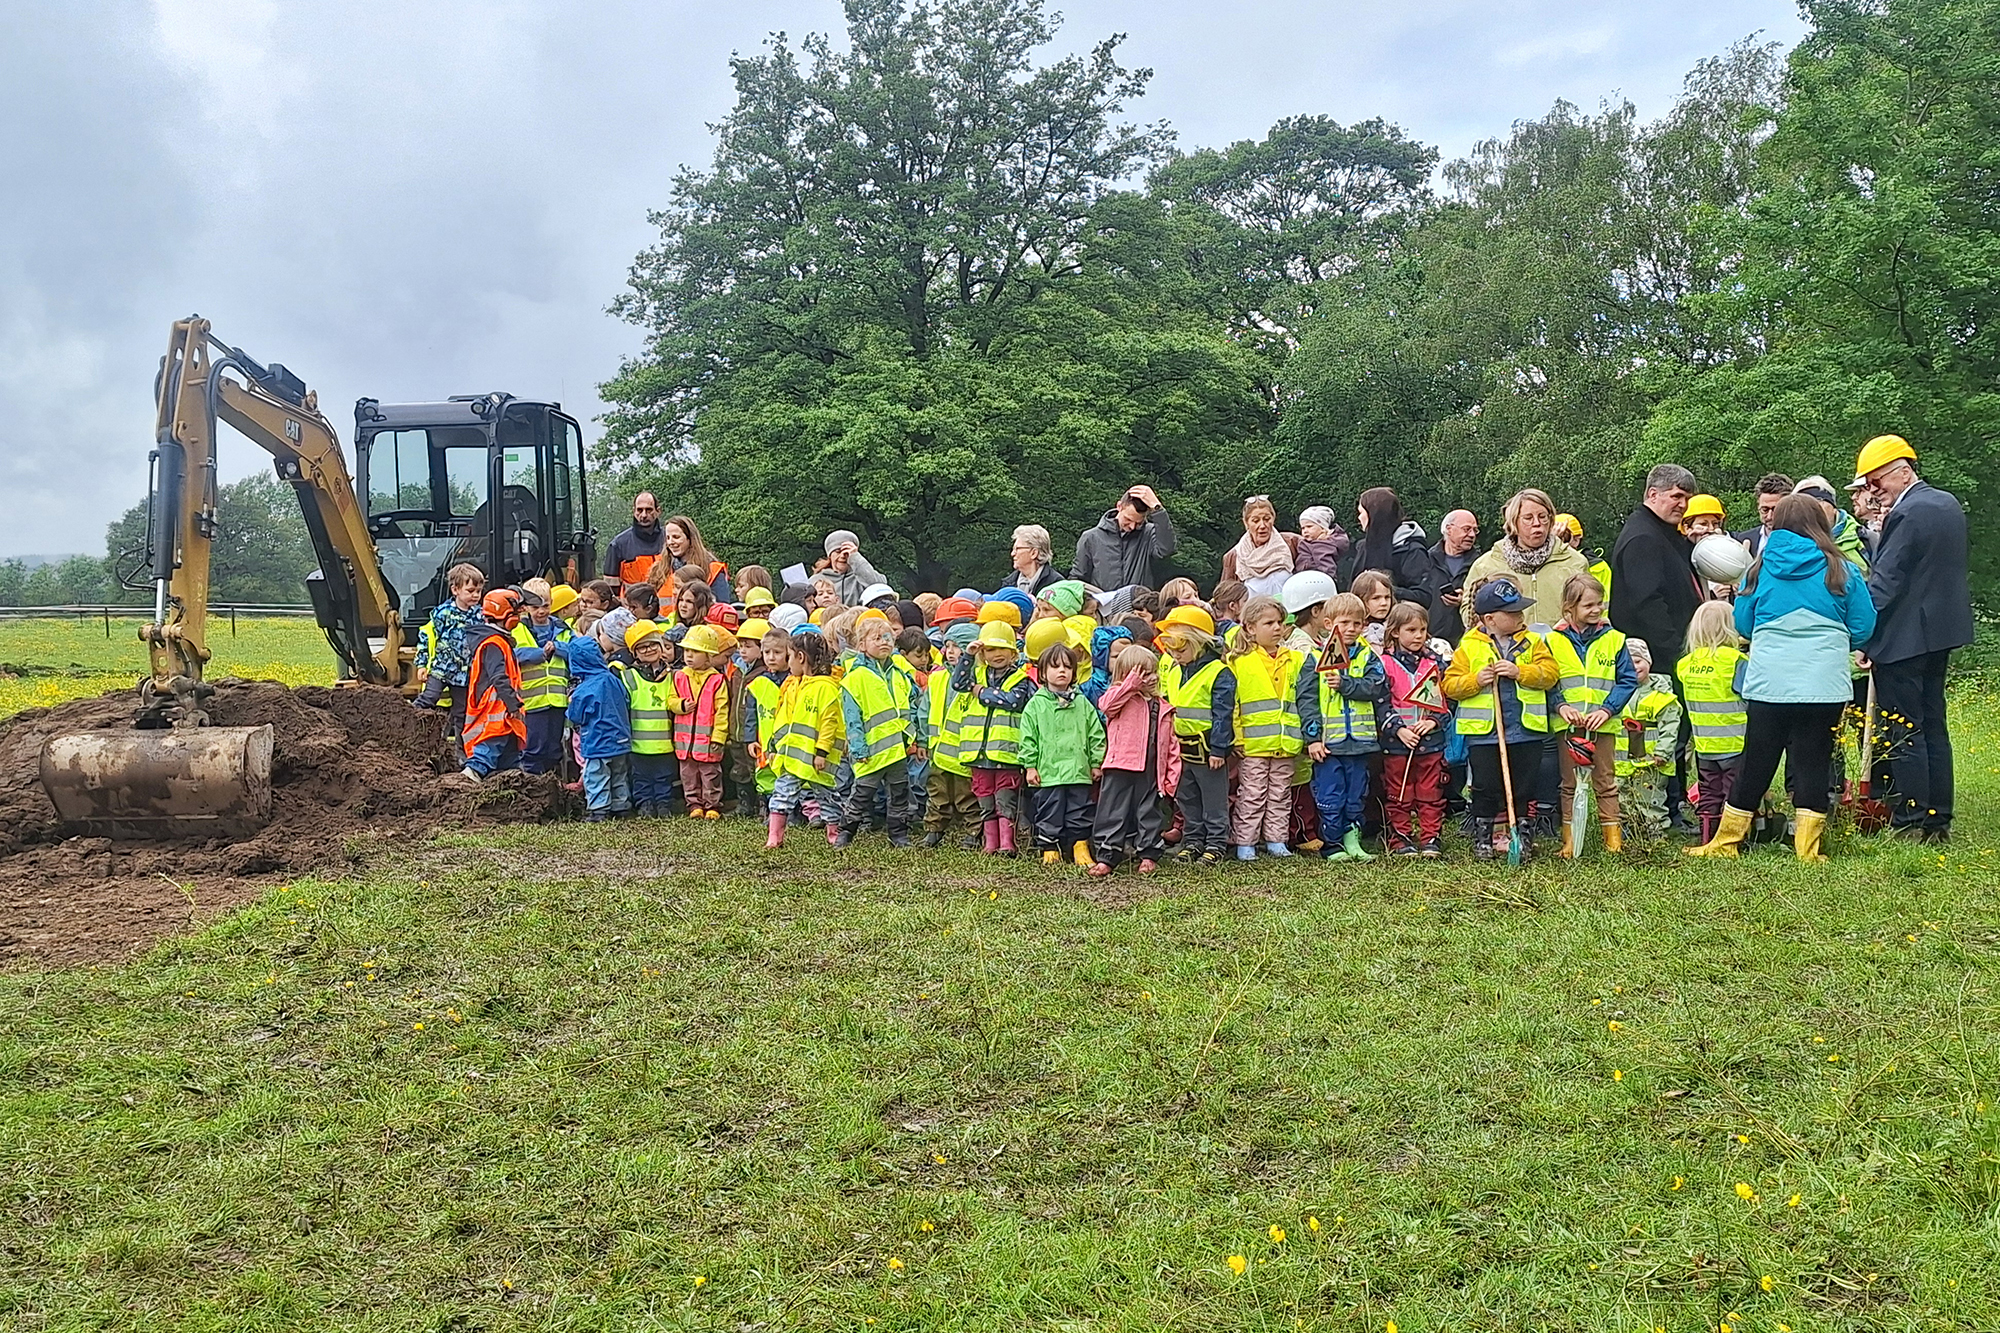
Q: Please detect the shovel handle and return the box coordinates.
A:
[1494,721,1518,831]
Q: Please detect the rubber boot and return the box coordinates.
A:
[1559,819,1577,859]
[996,819,1017,858]
[1041,849,1061,865]
[1600,821,1623,853]
[1792,809,1829,863]
[1472,819,1494,861]
[1340,828,1375,862]
[1685,804,1753,858]
[1072,840,1092,866]
[982,818,1002,855]
[765,812,787,849]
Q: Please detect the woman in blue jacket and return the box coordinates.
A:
[1689,495,1876,862]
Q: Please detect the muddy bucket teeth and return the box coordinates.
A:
[39,725,275,840]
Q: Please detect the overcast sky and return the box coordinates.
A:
[1,0,1804,558]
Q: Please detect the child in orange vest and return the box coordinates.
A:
[670,624,734,818]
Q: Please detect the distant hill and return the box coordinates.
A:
[3,555,85,570]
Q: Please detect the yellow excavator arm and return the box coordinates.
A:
[140,316,405,724]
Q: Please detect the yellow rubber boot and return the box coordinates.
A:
[1793,809,1829,863]
[1559,820,1578,859]
[1041,849,1061,866]
[1685,805,1753,858]
[1072,840,1093,866]
[1600,821,1623,853]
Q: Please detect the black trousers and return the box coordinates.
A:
[1032,783,1095,850]
[1174,758,1231,853]
[1873,649,1954,830]
[844,758,912,834]
[1093,769,1166,865]
[1728,701,1844,815]
[1468,737,1545,821]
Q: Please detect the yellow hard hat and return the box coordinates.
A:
[738,618,772,642]
[681,624,729,656]
[1158,604,1216,637]
[742,586,777,611]
[1552,513,1583,541]
[976,620,1018,651]
[975,600,1023,629]
[1064,614,1097,651]
[1853,433,1916,485]
[623,618,664,650]
[548,585,579,615]
[1024,617,1070,660]
[1682,494,1726,522]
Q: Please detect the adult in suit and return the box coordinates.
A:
[1854,435,1974,841]
[1610,463,1703,830]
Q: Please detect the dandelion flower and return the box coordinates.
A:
[1307,1216,1320,1232]
[1612,1069,1623,1082]
[1670,1176,1684,1191]
[1227,1254,1247,1276]
[413,1022,424,1031]
[1269,1224,1286,1244]
[1786,1193,1801,1207]
[1760,1274,1775,1292]
[933,1153,948,1165]
[1386,1322,1397,1333]
[1607,1020,1624,1031]
[919,1220,935,1232]
[886,1256,904,1271]
[692,1275,706,1288]
[1734,1182,1757,1202]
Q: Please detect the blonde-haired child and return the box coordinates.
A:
[1157,608,1234,864]
[765,630,844,847]
[1674,600,1748,842]
[1444,577,1563,860]
[1228,595,1305,859]
[413,562,487,738]
[833,610,925,848]
[1090,640,1181,876]
[1548,572,1635,856]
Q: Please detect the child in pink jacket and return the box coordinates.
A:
[1090,640,1183,877]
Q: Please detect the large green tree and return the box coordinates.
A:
[97,472,317,606]
[601,0,1271,589]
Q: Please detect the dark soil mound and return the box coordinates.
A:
[0,679,571,969]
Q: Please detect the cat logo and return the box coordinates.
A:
[284,418,302,442]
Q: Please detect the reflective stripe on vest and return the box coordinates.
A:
[1677,646,1747,756]
[512,623,570,711]
[624,670,676,754]
[1315,642,1377,747]
[926,672,970,777]
[1453,633,1550,736]
[461,626,526,754]
[958,666,1029,765]
[1616,687,1679,773]
[1379,651,1445,736]
[843,661,916,776]
[673,670,727,762]
[1546,627,1626,735]
[1231,648,1304,757]
[746,673,782,761]
[1163,657,1224,740]
[772,677,839,786]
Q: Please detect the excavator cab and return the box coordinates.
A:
[355,394,596,629]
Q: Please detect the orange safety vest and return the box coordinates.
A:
[672,669,727,762]
[618,550,661,587]
[658,558,728,597]
[461,623,527,756]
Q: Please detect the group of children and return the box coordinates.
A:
[408,553,1753,868]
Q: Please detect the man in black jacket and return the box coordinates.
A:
[1855,436,1973,841]
[1610,463,1702,830]
[1070,484,1175,592]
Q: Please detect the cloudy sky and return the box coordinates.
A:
[2,0,1803,558]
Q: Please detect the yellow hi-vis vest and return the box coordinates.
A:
[1589,559,1613,613]
[418,620,455,707]
[1453,633,1551,736]
[745,671,782,792]
[512,623,571,711]
[772,676,843,787]
[955,665,1029,766]
[1615,683,1680,776]
[1162,656,1225,742]
[1546,625,1627,736]
[927,670,970,777]
[1675,645,1747,757]
[622,668,675,755]
[1315,642,1378,747]
[1230,647,1305,757]
[842,659,918,777]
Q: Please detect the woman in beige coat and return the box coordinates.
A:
[1460,488,1590,629]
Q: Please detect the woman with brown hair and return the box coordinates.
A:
[644,514,733,604]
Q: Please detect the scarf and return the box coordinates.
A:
[1231,530,1294,581]
[1499,533,1561,575]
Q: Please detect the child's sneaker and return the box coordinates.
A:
[1420,838,1444,859]
[1263,841,1292,858]
[703,809,720,821]
[1235,845,1256,861]
[888,830,912,849]
[831,826,854,848]
[585,810,609,823]
[1197,850,1222,867]
[1087,861,1114,878]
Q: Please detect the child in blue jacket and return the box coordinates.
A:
[563,636,632,821]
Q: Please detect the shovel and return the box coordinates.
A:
[1853,670,1889,833]
[1494,720,1524,868]
[1566,732,1594,858]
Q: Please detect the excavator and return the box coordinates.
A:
[38,316,597,838]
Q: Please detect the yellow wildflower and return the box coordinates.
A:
[1607,1020,1624,1031]
[413,1022,424,1031]
[1612,1069,1623,1082]
[1734,1182,1757,1201]
[886,1257,904,1271]
[1787,1193,1801,1207]
[919,1220,935,1233]
[692,1275,706,1288]
[1269,1224,1286,1244]
[1227,1254,1247,1276]
[1760,1274,1775,1292]
[1307,1215,1320,1232]
[1669,1176,1684,1191]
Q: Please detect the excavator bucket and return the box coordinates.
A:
[40,725,275,840]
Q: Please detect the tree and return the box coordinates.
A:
[600,0,1275,588]
[97,472,317,606]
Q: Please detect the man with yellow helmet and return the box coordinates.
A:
[1853,434,1972,841]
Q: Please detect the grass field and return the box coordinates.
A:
[2,690,1997,1330]
[0,616,333,715]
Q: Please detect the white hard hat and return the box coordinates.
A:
[858,582,897,606]
[1691,533,1753,585]
[1279,569,1339,616]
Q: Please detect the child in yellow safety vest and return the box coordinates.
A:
[620,620,678,817]
[670,623,734,819]
[735,621,786,819]
[1548,571,1637,856]
[1157,605,1235,865]
[1444,578,1563,861]
[512,581,574,776]
[922,622,985,849]
[1228,595,1306,860]
[832,611,926,849]
[950,620,1036,856]
[1672,601,1748,843]
[1301,593,1388,863]
[765,629,846,848]
[1613,638,1683,840]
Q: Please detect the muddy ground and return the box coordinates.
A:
[0,680,570,969]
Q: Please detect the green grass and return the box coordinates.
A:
[3,702,2000,1330]
[0,616,333,715]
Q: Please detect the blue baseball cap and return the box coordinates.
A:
[1472,578,1535,616]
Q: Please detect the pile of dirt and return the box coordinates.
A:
[0,679,572,969]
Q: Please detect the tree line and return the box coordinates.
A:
[601,0,2000,602]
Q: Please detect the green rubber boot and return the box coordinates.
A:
[1341,828,1376,862]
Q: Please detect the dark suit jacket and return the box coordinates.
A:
[1609,506,1701,667]
[1865,481,1974,664]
